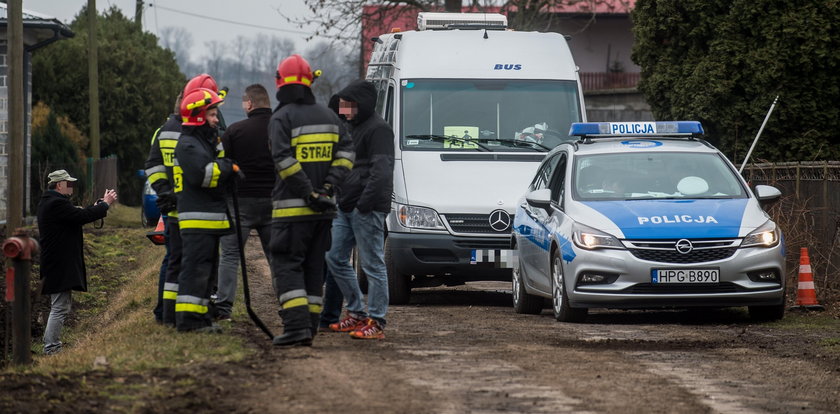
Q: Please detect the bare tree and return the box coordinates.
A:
[158,26,194,69]
[283,0,632,42]
[305,41,360,104]
[204,40,227,78]
[232,35,250,86]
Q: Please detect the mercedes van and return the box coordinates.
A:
[365,12,586,304]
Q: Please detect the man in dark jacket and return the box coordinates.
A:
[269,54,354,347]
[38,169,117,354]
[326,80,395,340]
[216,84,275,320]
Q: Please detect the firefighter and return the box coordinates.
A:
[149,73,224,327]
[144,93,182,326]
[269,54,354,347]
[174,87,239,332]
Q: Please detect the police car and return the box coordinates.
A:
[511,121,786,322]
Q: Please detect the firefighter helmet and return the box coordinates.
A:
[275,54,313,89]
[180,88,224,126]
[183,74,227,99]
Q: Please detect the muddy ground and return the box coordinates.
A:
[3,235,840,413]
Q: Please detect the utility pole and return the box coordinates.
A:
[7,0,24,235]
[88,0,100,160]
[6,0,32,366]
[135,0,143,27]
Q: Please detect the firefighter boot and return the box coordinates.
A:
[273,328,312,347]
[310,313,322,338]
[274,307,313,347]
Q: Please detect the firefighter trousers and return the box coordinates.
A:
[161,217,182,326]
[270,219,332,333]
[176,232,220,331]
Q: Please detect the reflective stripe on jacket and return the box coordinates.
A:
[269,102,354,222]
[174,130,234,234]
[144,114,182,216]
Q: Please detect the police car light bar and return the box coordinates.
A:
[569,121,704,137]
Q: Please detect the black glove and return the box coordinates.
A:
[155,191,177,213]
[217,158,245,182]
[306,191,336,213]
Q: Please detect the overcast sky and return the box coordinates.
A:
[25,0,319,57]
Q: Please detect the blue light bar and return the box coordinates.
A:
[569,121,704,137]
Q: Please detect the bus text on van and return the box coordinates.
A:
[493,64,522,70]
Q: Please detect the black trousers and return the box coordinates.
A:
[161,217,182,326]
[176,232,220,331]
[270,219,332,332]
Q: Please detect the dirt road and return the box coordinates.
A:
[232,239,840,414]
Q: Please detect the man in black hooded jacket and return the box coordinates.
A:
[325,80,395,340]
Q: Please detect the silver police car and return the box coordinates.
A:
[512,121,786,322]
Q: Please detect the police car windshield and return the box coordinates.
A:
[573,152,747,201]
[400,79,581,152]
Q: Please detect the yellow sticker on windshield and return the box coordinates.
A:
[443,126,479,148]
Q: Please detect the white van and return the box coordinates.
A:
[365,12,586,304]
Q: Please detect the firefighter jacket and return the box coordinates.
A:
[144,114,182,216]
[269,101,354,222]
[174,124,236,234]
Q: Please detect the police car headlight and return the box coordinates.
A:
[397,204,445,230]
[573,223,623,250]
[741,221,779,248]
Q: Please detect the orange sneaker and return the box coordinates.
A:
[329,314,366,332]
[349,318,385,340]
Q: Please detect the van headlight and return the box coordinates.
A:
[573,223,623,250]
[741,221,779,248]
[397,204,446,230]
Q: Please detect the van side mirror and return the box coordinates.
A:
[526,188,552,210]
[755,185,781,205]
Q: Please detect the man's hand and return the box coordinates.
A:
[103,189,117,205]
[155,191,177,213]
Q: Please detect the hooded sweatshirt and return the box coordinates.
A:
[336,80,394,213]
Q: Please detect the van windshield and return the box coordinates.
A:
[573,152,747,201]
[400,79,581,152]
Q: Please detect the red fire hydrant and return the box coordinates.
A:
[4,228,39,365]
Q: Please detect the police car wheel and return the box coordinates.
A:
[512,256,543,315]
[551,251,587,323]
[748,303,785,321]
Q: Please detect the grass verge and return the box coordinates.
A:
[4,205,253,390]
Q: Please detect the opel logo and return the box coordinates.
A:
[489,209,511,232]
[675,239,693,254]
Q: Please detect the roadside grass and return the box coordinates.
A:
[7,205,252,377]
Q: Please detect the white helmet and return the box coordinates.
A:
[516,122,548,143]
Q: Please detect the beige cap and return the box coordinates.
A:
[47,169,78,184]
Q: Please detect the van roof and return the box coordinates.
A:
[380,30,578,80]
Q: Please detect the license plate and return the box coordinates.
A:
[651,269,719,284]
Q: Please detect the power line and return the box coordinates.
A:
[148,3,314,36]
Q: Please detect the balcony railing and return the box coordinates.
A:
[580,72,641,92]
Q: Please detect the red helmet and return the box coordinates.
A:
[183,74,227,99]
[276,54,313,89]
[180,88,224,126]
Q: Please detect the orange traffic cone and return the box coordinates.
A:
[792,247,824,311]
[145,216,165,246]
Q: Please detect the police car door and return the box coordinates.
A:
[519,152,564,293]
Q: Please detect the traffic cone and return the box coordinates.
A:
[791,247,824,311]
[145,216,165,246]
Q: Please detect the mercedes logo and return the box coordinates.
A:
[489,209,511,232]
[675,239,693,254]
